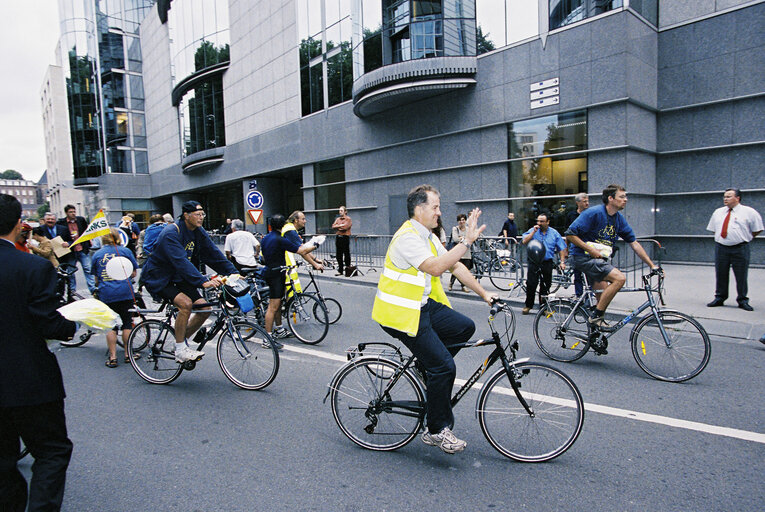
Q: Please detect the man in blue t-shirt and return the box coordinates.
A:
[566,185,660,347]
[260,214,322,345]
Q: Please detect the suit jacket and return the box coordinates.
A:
[34,224,75,263]
[57,216,91,253]
[0,240,77,407]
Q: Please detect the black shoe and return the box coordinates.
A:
[738,302,753,311]
[759,334,765,345]
[707,299,725,307]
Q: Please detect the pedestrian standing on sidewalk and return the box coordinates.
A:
[331,206,352,276]
[706,188,763,311]
[521,213,567,314]
[0,194,78,512]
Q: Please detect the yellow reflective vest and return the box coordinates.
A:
[371,220,450,336]
[281,222,302,295]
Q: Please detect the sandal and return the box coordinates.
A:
[124,353,141,363]
[105,358,118,368]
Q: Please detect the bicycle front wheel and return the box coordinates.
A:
[478,362,584,462]
[630,310,711,382]
[533,299,590,362]
[313,296,342,324]
[217,320,279,390]
[489,258,524,291]
[286,293,328,344]
[127,320,183,385]
[60,329,93,348]
[329,359,424,451]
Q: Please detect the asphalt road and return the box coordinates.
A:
[20,280,765,511]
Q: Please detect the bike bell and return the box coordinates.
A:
[526,239,545,265]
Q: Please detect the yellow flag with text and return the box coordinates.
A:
[71,209,111,246]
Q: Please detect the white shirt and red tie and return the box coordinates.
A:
[707,204,763,245]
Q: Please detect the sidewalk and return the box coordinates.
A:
[311,263,765,341]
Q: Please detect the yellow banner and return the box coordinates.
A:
[71,209,111,246]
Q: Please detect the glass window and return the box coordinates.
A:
[168,0,230,84]
[134,150,149,174]
[129,75,144,111]
[131,113,146,148]
[550,0,622,30]
[314,160,346,234]
[629,0,657,26]
[476,0,539,54]
[179,76,226,157]
[508,111,587,233]
[127,35,142,72]
[107,147,131,174]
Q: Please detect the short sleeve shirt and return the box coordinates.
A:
[706,204,764,245]
[522,226,567,261]
[389,219,447,304]
[224,230,261,267]
[566,205,636,257]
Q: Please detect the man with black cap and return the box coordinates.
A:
[141,201,237,363]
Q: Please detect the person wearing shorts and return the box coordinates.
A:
[141,201,237,363]
[260,214,322,345]
[566,185,660,342]
[91,228,140,367]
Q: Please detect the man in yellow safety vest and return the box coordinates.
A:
[372,184,496,454]
[282,211,324,297]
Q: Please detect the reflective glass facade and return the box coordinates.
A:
[297,0,354,116]
[475,0,538,54]
[352,0,476,79]
[549,0,623,30]
[59,0,103,182]
[508,111,587,233]
[314,160,346,234]
[168,0,230,157]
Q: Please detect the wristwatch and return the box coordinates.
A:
[460,240,471,248]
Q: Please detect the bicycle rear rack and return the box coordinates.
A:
[345,342,406,363]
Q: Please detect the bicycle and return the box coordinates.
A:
[126,282,279,390]
[470,239,524,292]
[325,300,584,462]
[54,263,98,348]
[533,267,711,382]
[241,264,330,344]
[300,263,342,324]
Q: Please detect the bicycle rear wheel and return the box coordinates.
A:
[286,293,328,344]
[311,295,342,324]
[478,362,584,462]
[549,266,564,294]
[533,299,590,362]
[488,258,524,291]
[127,320,183,385]
[630,310,711,382]
[329,359,424,451]
[217,320,279,390]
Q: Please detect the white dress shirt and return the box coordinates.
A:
[706,204,764,245]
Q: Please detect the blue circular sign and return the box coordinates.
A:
[118,229,129,247]
[246,191,264,209]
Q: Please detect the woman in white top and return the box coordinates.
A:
[449,214,473,292]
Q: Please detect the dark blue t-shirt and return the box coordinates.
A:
[261,231,302,268]
[92,245,138,303]
[565,204,636,257]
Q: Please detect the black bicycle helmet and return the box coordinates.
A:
[526,239,545,265]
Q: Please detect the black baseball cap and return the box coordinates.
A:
[181,200,204,214]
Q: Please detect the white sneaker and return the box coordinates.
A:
[273,327,291,339]
[421,427,466,454]
[175,346,204,363]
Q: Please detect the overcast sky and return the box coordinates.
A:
[0,2,60,182]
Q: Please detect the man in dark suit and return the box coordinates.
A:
[57,204,95,294]
[0,194,78,512]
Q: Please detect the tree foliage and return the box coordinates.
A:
[1,170,23,180]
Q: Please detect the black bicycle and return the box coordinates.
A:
[326,301,584,462]
[301,263,342,324]
[55,263,98,348]
[126,283,279,390]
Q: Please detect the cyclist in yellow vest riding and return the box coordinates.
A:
[372,184,496,454]
[282,211,324,298]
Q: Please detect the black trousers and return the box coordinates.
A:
[0,399,73,512]
[525,259,554,308]
[714,242,750,303]
[335,235,351,272]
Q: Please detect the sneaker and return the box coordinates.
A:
[273,327,291,339]
[522,307,531,315]
[262,337,284,350]
[421,427,466,454]
[175,346,204,363]
[588,315,615,332]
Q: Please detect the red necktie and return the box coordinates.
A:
[720,209,732,238]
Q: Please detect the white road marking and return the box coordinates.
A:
[286,344,765,444]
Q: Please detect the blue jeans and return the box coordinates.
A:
[382,299,475,434]
[69,250,95,294]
